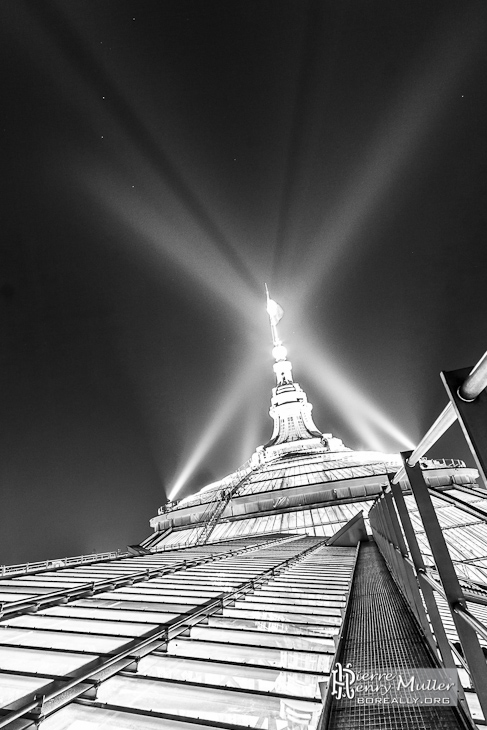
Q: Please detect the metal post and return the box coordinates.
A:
[403,451,487,719]
[442,367,487,488]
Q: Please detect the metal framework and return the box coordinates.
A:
[369,348,487,726]
[0,534,357,729]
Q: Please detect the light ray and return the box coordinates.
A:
[168,353,261,501]
[294,8,484,302]
[31,1,260,299]
[84,170,260,325]
[294,335,415,451]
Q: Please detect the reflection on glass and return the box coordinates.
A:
[223,607,342,626]
[208,616,338,637]
[189,626,334,652]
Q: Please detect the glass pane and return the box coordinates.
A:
[261,584,345,594]
[40,702,229,730]
[5,580,81,592]
[0,673,52,709]
[249,595,345,608]
[104,588,202,604]
[0,591,35,601]
[237,600,342,616]
[5,614,157,637]
[222,607,342,626]
[465,691,485,723]
[168,638,333,672]
[96,674,322,729]
[75,597,194,612]
[208,616,338,637]
[138,654,326,699]
[189,626,334,652]
[147,585,223,596]
[44,605,177,623]
[0,627,129,654]
[0,646,98,674]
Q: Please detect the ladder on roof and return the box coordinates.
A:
[194,459,253,546]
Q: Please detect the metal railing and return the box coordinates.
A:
[368,348,487,725]
[393,348,487,486]
[369,484,486,726]
[0,550,126,578]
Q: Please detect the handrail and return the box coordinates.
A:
[393,348,487,484]
[459,350,487,401]
[0,550,126,578]
[394,543,487,608]
[393,403,456,483]
[369,492,484,722]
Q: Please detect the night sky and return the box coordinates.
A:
[1,1,487,565]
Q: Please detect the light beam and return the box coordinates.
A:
[293,8,485,303]
[294,334,415,451]
[168,353,261,501]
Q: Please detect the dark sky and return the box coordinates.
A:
[1,1,487,565]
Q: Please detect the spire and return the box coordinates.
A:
[265,285,293,387]
[263,289,324,448]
